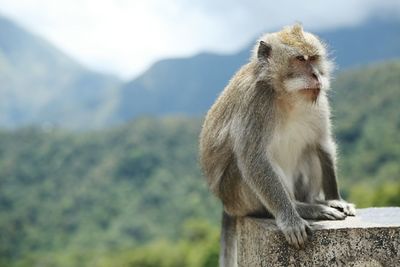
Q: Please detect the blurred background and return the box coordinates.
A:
[0,0,399,266]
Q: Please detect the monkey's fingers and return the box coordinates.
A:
[294,226,308,249]
[287,229,303,249]
[285,231,300,249]
[282,224,309,249]
[300,223,309,242]
[305,224,313,237]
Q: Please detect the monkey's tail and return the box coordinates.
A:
[219,211,237,267]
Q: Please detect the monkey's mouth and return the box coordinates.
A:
[299,88,320,101]
[300,87,320,92]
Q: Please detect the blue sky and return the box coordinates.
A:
[0,0,399,79]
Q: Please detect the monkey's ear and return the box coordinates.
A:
[258,41,272,61]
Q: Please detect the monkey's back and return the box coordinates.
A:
[199,63,266,202]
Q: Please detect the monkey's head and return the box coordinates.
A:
[254,24,333,102]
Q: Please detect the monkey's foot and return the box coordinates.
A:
[276,215,311,249]
[325,200,356,216]
[296,202,346,220]
[309,205,347,220]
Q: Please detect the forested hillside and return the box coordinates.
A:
[334,61,400,184]
[0,117,220,266]
[0,61,399,267]
[332,61,400,206]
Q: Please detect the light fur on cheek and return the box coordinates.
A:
[320,76,330,90]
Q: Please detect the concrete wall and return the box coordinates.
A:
[231,208,400,266]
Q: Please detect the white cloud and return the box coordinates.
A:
[0,0,399,79]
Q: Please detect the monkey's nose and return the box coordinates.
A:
[311,73,321,88]
[312,73,319,81]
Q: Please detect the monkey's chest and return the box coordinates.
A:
[267,113,323,186]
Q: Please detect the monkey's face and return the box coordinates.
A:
[256,24,333,102]
[283,54,330,102]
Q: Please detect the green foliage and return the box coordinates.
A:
[11,220,219,267]
[0,117,221,266]
[332,61,400,189]
[95,220,219,267]
[349,182,400,208]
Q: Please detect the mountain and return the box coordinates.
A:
[1,61,399,266]
[115,17,400,121]
[318,18,400,69]
[115,50,249,122]
[0,15,399,128]
[0,15,121,128]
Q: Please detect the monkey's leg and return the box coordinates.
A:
[220,211,237,267]
[295,202,346,220]
[317,145,356,216]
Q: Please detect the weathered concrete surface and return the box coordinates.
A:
[236,208,400,267]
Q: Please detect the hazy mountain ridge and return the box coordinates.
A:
[115,50,249,122]
[116,18,400,121]
[318,18,400,69]
[0,15,399,128]
[0,15,121,128]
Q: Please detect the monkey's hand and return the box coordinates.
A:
[324,199,356,216]
[276,213,311,249]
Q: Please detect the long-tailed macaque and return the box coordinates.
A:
[199,24,355,266]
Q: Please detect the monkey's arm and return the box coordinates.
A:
[237,147,298,220]
[231,93,310,247]
[233,120,310,248]
[231,82,299,219]
[317,144,356,216]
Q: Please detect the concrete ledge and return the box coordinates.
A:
[236,207,400,267]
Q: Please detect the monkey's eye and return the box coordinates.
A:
[309,55,320,61]
[295,55,305,62]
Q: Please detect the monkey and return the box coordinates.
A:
[199,24,356,266]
